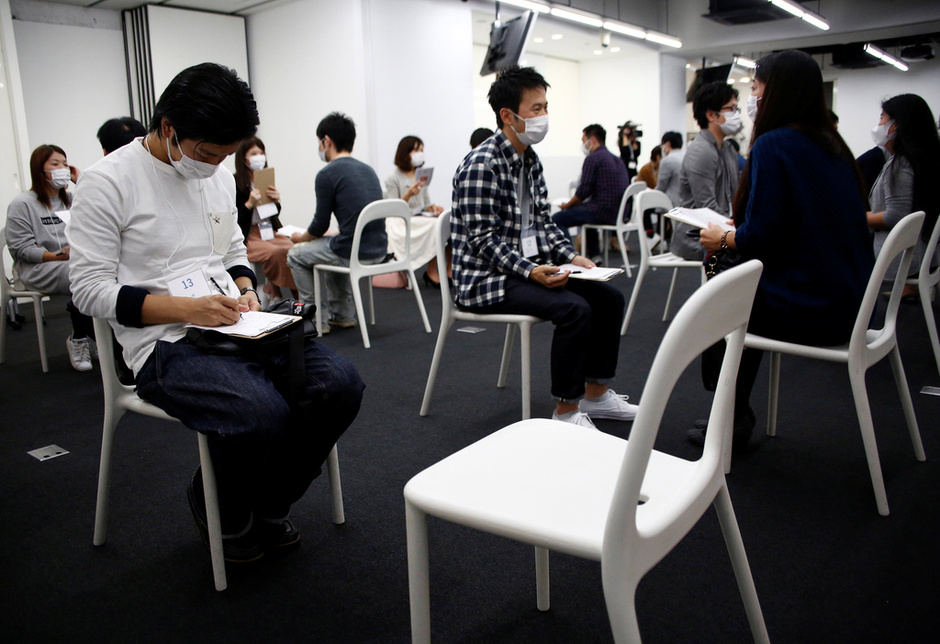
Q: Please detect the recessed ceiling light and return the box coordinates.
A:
[610,47,621,53]
[593,50,603,55]
[551,34,563,40]
[685,63,693,69]
[740,76,751,83]
[533,37,544,43]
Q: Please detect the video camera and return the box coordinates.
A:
[618,121,643,139]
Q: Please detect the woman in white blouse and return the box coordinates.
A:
[384,136,445,287]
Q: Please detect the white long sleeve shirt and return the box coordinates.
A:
[67,139,250,375]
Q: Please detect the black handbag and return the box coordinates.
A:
[702,248,744,391]
[184,299,318,412]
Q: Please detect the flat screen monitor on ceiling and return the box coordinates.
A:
[480,11,538,76]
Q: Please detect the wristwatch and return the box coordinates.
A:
[239,286,258,297]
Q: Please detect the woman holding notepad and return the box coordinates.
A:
[693,50,874,451]
[234,137,297,300]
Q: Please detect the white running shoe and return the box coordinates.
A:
[552,410,597,429]
[67,334,93,372]
[579,389,638,421]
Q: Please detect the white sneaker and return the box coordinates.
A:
[67,335,93,372]
[552,410,597,429]
[579,389,638,421]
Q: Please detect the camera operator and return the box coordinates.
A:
[618,121,642,181]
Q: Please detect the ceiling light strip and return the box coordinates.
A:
[498,0,551,13]
[768,0,829,31]
[863,44,909,72]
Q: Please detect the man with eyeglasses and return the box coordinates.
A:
[673,82,743,260]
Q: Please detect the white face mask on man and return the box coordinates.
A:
[512,112,549,146]
[167,133,220,180]
[47,168,71,189]
[718,109,743,136]
[248,154,266,172]
[581,140,593,156]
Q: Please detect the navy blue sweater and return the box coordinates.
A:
[735,128,874,345]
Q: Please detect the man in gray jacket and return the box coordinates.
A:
[673,82,742,260]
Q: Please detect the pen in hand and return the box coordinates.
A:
[208,276,243,319]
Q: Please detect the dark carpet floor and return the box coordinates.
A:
[1,256,938,643]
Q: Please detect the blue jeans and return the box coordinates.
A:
[137,337,364,531]
[463,276,625,401]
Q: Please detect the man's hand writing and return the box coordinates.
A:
[185,295,243,326]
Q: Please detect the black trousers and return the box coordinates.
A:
[465,275,625,401]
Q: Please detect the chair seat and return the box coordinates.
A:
[405,419,700,561]
[452,309,542,326]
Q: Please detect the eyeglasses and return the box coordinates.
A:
[720,106,741,114]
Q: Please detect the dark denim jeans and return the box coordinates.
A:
[464,276,625,401]
[552,204,603,257]
[137,337,364,532]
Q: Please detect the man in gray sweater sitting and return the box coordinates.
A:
[288,112,386,333]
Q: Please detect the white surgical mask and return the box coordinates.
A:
[871,120,896,147]
[318,140,327,162]
[746,94,760,122]
[248,154,266,172]
[47,167,71,189]
[719,110,743,136]
[512,112,549,146]
[410,151,425,168]
[581,141,593,156]
[167,133,220,180]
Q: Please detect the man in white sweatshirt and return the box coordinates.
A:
[68,63,364,563]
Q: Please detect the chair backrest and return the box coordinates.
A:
[614,181,647,227]
[93,318,128,405]
[602,260,763,576]
[1,226,15,297]
[916,212,940,289]
[349,198,412,269]
[435,210,456,313]
[851,210,925,351]
[632,189,675,261]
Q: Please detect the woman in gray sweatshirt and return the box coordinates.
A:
[5,144,94,371]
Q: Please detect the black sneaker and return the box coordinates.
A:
[256,518,301,552]
[687,407,755,452]
[187,469,263,563]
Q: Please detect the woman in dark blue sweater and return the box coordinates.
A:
[694,50,874,450]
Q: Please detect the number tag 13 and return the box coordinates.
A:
[166,267,212,298]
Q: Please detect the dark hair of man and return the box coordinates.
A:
[394,135,423,172]
[234,136,266,193]
[650,145,663,162]
[661,131,683,150]
[583,124,606,146]
[487,65,550,131]
[692,81,739,130]
[470,127,494,148]
[731,50,864,226]
[148,63,259,145]
[97,117,146,154]
[316,112,356,153]
[29,144,70,209]
[882,93,940,241]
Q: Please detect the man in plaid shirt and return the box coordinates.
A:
[451,66,639,428]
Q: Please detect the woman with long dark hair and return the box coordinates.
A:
[866,93,940,291]
[5,144,94,371]
[693,50,875,450]
[383,135,445,286]
[234,136,297,300]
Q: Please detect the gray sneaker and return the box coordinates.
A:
[66,335,93,372]
[552,410,597,429]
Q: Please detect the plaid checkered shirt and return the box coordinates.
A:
[450,131,578,308]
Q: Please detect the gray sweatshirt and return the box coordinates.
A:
[4,190,72,293]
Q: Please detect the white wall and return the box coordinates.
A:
[827,58,940,158]
[364,0,474,210]
[659,53,688,142]
[12,11,128,174]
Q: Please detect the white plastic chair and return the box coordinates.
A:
[580,181,646,276]
[0,227,49,372]
[744,210,927,516]
[91,318,345,591]
[621,189,706,336]
[905,213,940,376]
[420,211,546,420]
[405,261,769,643]
[313,199,431,348]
